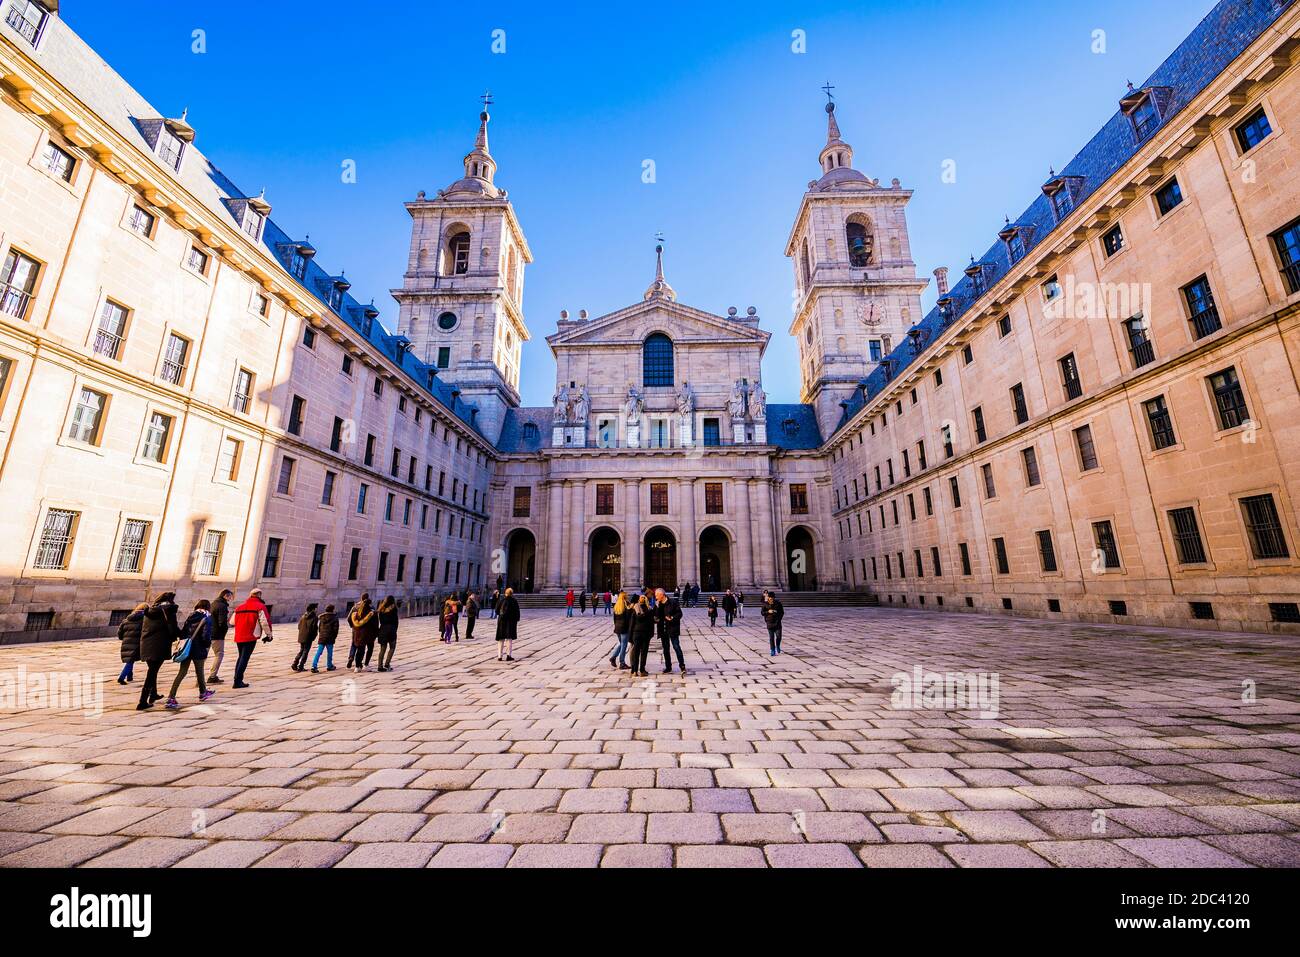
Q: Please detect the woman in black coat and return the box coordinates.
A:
[117,601,148,684]
[495,588,520,662]
[293,604,318,672]
[166,600,214,707]
[376,596,399,672]
[628,596,655,677]
[138,593,179,710]
[706,595,719,629]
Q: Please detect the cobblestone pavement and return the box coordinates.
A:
[1,606,1299,868]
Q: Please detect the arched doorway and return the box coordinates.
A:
[505,528,536,594]
[589,526,622,594]
[643,526,677,591]
[698,525,731,592]
[785,525,818,592]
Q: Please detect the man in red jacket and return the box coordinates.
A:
[232,588,273,689]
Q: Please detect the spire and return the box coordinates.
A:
[444,93,500,198]
[815,84,867,187]
[643,235,677,302]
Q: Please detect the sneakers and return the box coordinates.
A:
[136,701,152,711]
[618,663,630,670]
[207,676,223,684]
[199,690,216,702]
[327,665,337,671]
[232,682,248,689]
[165,698,179,710]
[609,656,618,668]
[311,667,319,674]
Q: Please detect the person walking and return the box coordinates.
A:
[489,588,500,619]
[706,595,718,628]
[736,589,745,619]
[607,590,632,670]
[117,601,147,685]
[376,596,399,671]
[604,590,613,615]
[495,587,519,661]
[578,589,588,616]
[654,587,687,675]
[292,603,318,672]
[762,590,785,656]
[722,589,737,627]
[165,600,215,708]
[347,596,376,670]
[628,595,654,677]
[565,588,575,617]
[137,592,180,710]
[206,589,233,685]
[441,595,459,643]
[464,590,480,640]
[311,604,339,672]
[231,588,272,689]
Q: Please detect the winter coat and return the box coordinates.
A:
[349,602,378,645]
[612,606,632,635]
[707,597,718,618]
[377,603,399,644]
[140,600,180,662]
[233,596,271,644]
[654,597,682,639]
[721,594,737,613]
[180,610,213,661]
[210,596,230,642]
[629,605,655,642]
[465,596,480,620]
[316,611,339,646]
[495,595,520,642]
[297,611,318,646]
[118,610,144,663]
[565,590,574,607]
[762,599,785,628]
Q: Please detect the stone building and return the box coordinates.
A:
[1,0,1298,639]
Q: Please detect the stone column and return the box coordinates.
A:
[765,479,786,590]
[624,478,642,588]
[544,480,564,589]
[734,477,754,587]
[569,481,586,590]
[747,479,767,588]
[680,477,697,586]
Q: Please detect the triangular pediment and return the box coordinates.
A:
[546,298,770,351]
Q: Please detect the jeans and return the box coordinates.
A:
[608,631,630,666]
[312,644,335,669]
[118,661,134,681]
[347,644,365,667]
[566,606,573,617]
[168,657,207,699]
[629,635,651,673]
[708,614,717,628]
[138,659,164,707]
[207,639,225,681]
[724,610,735,626]
[660,632,685,672]
[768,626,783,654]
[232,641,256,685]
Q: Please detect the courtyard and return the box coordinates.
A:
[0,605,1298,868]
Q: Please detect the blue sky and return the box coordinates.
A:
[65,0,1215,407]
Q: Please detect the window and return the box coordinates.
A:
[1036,530,1058,573]
[197,530,225,576]
[1102,223,1125,257]
[1059,353,1082,400]
[790,483,809,514]
[513,486,531,518]
[1010,383,1029,425]
[1124,316,1155,368]
[330,417,345,453]
[300,327,318,352]
[1270,217,1300,295]
[702,418,721,447]
[373,377,384,398]
[322,471,336,506]
[127,204,155,238]
[160,333,189,385]
[233,368,254,414]
[1144,396,1177,450]
[643,333,674,387]
[396,554,406,583]
[218,436,242,481]
[934,367,943,388]
[243,209,264,241]
[648,418,670,448]
[961,344,974,365]
[93,300,129,359]
[448,232,470,275]
[1,248,40,320]
[310,544,327,581]
[6,1,50,45]
[992,537,1010,575]
[67,387,106,444]
[596,483,614,515]
[996,315,1011,338]
[390,448,401,477]
[650,482,669,514]
[114,519,150,574]
[1092,520,1121,569]
[1190,601,1215,620]
[1167,507,1207,565]
[341,354,354,376]
[1074,425,1099,471]
[187,246,209,275]
[1131,96,1160,141]
[846,219,872,267]
[1183,276,1220,339]
[971,407,986,443]
[437,347,451,369]
[158,129,186,172]
[959,542,971,576]
[1235,106,1273,152]
[347,547,361,581]
[1270,603,1300,623]
[1155,177,1183,216]
[981,463,996,499]
[364,435,376,467]
[923,487,933,516]
[705,482,724,514]
[1208,367,1249,430]
[287,395,306,436]
[1241,494,1288,560]
[262,538,283,578]
[949,476,962,509]
[41,140,75,182]
[275,456,295,495]
[33,508,78,569]
[1006,231,1025,264]
[1042,274,1062,302]
[357,483,369,514]
[1022,447,1041,487]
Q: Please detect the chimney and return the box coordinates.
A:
[933,267,949,296]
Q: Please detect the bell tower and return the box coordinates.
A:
[784,89,927,437]
[393,95,532,444]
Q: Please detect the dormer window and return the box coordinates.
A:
[1000,220,1028,265]
[158,128,185,171]
[964,258,987,296]
[242,209,263,241]
[328,285,344,312]
[1051,189,1071,220]
[289,250,307,280]
[1132,98,1159,140]
[5,1,50,46]
[1120,85,1172,145]
[522,423,540,442]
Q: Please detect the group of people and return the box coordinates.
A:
[703,588,751,627]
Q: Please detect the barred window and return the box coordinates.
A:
[1036,530,1058,573]
[704,482,724,514]
[1208,367,1249,430]
[1092,520,1121,569]
[596,483,614,515]
[992,537,1010,575]
[160,333,189,386]
[1144,396,1177,450]
[1,248,40,321]
[789,483,809,514]
[114,519,150,573]
[1167,507,1206,565]
[642,334,674,387]
[1074,425,1099,471]
[1240,494,1289,560]
[1022,446,1041,487]
[650,482,668,514]
[94,300,129,359]
[33,508,78,570]
[276,456,295,495]
[512,486,531,518]
[198,530,225,577]
[1183,276,1220,339]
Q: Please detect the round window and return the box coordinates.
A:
[437,312,457,331]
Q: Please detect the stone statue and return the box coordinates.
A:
[574,385,590,423]
[625,385,643,424]
[552,384,571,421]
[750,382,767,422]
[728,380,747,420]
[676,382,695,415]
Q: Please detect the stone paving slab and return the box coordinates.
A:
[1,607,1298,867]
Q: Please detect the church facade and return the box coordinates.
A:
[2,0,1299,640]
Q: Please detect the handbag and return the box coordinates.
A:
[172,638,192,664]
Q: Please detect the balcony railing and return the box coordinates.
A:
[1129,339,1155,369]
[1281,261,1300,296]
[1190,306,1222,340]
[0,283,33,321]
[93,328,124,360]
[161,359,186,385]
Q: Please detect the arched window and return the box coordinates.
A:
[445,230,470,275]
[846,216,873,267]
[643,333,674,387]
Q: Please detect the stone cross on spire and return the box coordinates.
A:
[643,233,677,302]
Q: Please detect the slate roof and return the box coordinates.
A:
[20,12,485,438]
[768,404,824,450]
[830,0,1296,437]
[498,407,554,453]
